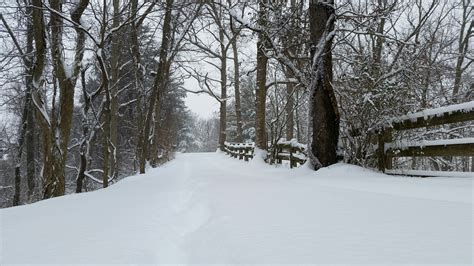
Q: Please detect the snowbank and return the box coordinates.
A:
[1,153,472,264]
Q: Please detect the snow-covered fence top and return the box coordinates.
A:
[276,138,308,150]
[388,101,474,130]
[377,101,474,177]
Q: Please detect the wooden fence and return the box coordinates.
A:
[269,140,307,168]
[224,140,307,168]
[377,102,474,177]
[224,142,254,161]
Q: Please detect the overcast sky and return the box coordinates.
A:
[182,33,257,120]
[182,73,220,119]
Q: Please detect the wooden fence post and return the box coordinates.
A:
[377,129,386,172]
[276,145,282,164]
[289,147,295,168]
[377,128,393,172]
[384,128,393,170]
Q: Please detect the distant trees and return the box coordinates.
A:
[183,2,245,151]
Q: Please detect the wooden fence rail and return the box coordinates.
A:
[269,140,307,168]
[224,142,254,161]
[224,140,307,168]
[377,102,474,177]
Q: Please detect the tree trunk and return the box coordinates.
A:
[255,1,268,150]
[452,0,472,102]
[13,94,30,206]
[371,0,386,79]
[307,0,339,170]
[97,49,111,188]
[42,0,88,198]
[24,9,36,200]
[109,0,120,179]
[102,94,111,188]
[141,0,173,169]
[230,17,243,143]
[295,90,302,142]
[218,21,227,151]
[25,91,36,199]
[131,0,146,173]
[12,5,37,205]
[76,101,98,193]
[28,0,46,197]
[285,71,294,140]
[76,69,89,193]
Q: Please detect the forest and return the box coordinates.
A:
[0,0,472,209]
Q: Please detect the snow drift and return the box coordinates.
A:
[1,153,472,264]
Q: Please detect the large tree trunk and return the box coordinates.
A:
[47,0,67,197]
[102,84,111,188]
[307,0,339,170]
[230,17,243,143]
[150,61,171,166]
[42,0,88,198]
[140,0,173,170]
[28,0,46,198]
[255,1,268,150]
[131,0,146,173]
[218,20,227,151]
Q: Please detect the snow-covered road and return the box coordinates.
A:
[1,153,473,264]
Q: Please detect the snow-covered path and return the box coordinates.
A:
[1,153,473,264]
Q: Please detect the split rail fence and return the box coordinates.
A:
[224,140,307,168]
[224,102,473,176]
[224,142,254,161]
[377,102,474,177]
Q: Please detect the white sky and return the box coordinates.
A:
[184,78,220,119]
[182,37,257,120]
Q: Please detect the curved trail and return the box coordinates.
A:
[1,153,472,264]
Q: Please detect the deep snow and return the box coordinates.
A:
[1,153,473,264]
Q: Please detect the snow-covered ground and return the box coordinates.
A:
[1,153,472,264]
